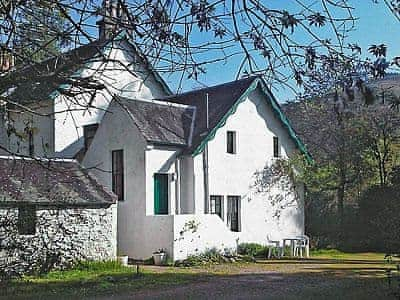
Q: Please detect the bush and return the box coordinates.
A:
[174,248,233,267]
[358,185,400,252]
[237,243,269,258]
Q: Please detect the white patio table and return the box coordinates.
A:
[280,237,304,257]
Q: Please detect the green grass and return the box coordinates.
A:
[1,261,200,300]
[310,249,388,260]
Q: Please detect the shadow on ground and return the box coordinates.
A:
[1,257,397,300]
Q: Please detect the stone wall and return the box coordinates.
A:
[0,204,117,278]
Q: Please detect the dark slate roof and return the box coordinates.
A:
[116,97,195,146]
[0,157,116,207]
[0,39,108,104]
[161,76,258,153]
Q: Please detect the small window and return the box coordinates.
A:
[18,206,36,235]
[273,136,280,158]
[227,131,237,154]
[112,150,124,201]
[83,124,99,151]
[24,125,34,156]
[210,195,224,220]
[28,130,34,156]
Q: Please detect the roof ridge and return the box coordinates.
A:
[115,95,196,110]
[163,75,259,99]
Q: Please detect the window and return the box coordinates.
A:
[227,131,237,154]
[28,130,34,156]
[154,173,169,215]
[227,196,241,232]
[273,136,280,158]
[112,150,124,201]
[18,206,36,235]
[210,195,224,220]
[24,125,34,156]
[83,124,99,151]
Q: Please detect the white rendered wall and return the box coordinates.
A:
[179,156,195,214]
[6,100,54,157]
[192,86,304,244]
[173,214,238,261]
[145,147,179,216]
[54,39,168,155]
[82,101,147,257]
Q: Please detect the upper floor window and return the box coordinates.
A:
[28,130,34,156]
[83,124,99,152]
[112,149,124,201]
[227,131,237,154]
[24,125,34,156]
[273,136,280,158]
[18,206,36,235]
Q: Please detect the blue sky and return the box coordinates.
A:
[160,1,400,102]
[85,1,399,102]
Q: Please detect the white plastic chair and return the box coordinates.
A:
[266,235,281,259]
[294,235,310,258]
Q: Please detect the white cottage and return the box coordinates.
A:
[82,76,309,260]
[0,1,310,261]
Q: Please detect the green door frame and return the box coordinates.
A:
[154,173,169,215]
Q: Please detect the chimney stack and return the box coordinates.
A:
[0,47,14,73]
[97,0,129,41]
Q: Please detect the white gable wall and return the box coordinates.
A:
[82,102,180,259]
[82,101,147,257]
[190,86,304,244]
[54,39,168,155]
[5,100,54,157]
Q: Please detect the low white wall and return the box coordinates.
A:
[136,215,174,260]
[173,214,238,261]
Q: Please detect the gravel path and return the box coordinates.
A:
[90,262,391,300]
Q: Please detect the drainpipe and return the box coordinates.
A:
[203,93,210,214]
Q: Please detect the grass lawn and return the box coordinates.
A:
[2,251,399,299]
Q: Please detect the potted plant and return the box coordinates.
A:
[152,249,167,265]
[117,251,129,266]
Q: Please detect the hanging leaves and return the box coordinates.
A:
[307,13,326,27]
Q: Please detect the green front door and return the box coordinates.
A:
[154,173,169,215]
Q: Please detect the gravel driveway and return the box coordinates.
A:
[91,259,392,300]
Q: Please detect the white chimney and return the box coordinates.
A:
[97,0,129,41]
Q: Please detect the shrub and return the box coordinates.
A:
[237,243,269,258]
[358,185,400,252]
[174,248,232,267]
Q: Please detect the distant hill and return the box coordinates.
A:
[282,74,400,160]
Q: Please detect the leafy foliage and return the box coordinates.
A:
[358,185,400,252]
[174,248,231,267]
[237,243,269,258]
